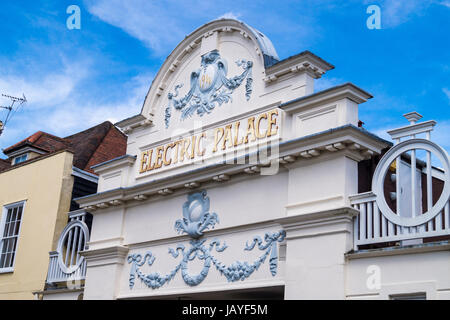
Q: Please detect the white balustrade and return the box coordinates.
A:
[351,113,450,249]
[350,192,450,248]
[46,209,90,284]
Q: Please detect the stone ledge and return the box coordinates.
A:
[346,241,450,260]
[80,245,129,267]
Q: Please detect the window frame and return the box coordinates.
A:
[0,200,26,273]
[12,154,28,165]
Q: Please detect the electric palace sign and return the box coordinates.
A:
[139,108,282,175]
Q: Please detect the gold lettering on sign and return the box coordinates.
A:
[139,151,148,173]
[213,127,224,153]
[222,125,233,150]
[172,140,182,164]
[197,133,206,156]
[163,143,173,166]
[256,113,268,139]
[267,109,279,137]
[154,146,164,169]
[139,149,156,173]
[180,138,190,162]
[190,136,196,160]
[244,116,256,144]
[138,108,281,175]
[234,121,243,147]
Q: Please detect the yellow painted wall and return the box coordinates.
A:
[0,151,74,300]
[27,151,44,161]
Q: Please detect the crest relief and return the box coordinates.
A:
[164,49,253,128]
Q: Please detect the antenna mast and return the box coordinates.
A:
[0,93,27,136]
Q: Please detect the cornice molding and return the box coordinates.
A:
[387,120,436,140]
[346,241,450,260]
[279,206,358,240]
[280,206,358,225]
[72,166,99,183]
[280,83,373,113]
[92,154,137,174]
[75,126,390,210]
[264,50,334,81]
[116,115,153,135]
[80,245,129,267]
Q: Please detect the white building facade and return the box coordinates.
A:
[45,19,450,300]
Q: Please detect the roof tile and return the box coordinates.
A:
[1,121,127,174]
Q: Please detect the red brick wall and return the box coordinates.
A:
[83,127,127,174]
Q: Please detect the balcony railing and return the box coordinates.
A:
[46,209,90,284]
[351,112,450,250]
[350,192,450,248]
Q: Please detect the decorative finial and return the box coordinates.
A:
[403,111,423,125]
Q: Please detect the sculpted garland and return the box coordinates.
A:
[127,190,285,289]
[164,50,253,128]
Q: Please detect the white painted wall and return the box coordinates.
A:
[346,250,450,300]
[79,19,449,300]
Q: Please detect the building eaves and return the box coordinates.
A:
[0,149,73,174]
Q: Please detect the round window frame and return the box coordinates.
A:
[56,220,90,274]
[372,139,450,227]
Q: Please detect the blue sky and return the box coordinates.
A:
[0,0,449,157]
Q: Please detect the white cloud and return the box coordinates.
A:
[2,0,314,154]
[30,72,153,136]
[383,0,432,28]
[314,77,344,92]
[432,120,450,150]
[378,0,450,28]
[84,0,199,55]
[0,63,153,153]
[0,62,88,109]
[83,0,318,57]
[217,12,241,20]
[84,1,251,55]
[362,0,435,28]
[443,88,450,103]
[0,58,92,153]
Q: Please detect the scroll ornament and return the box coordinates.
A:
[164,50,253,128]
[127,190,285,289]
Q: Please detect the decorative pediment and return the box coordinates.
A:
[117,19,334,137]
[139,19,281,132]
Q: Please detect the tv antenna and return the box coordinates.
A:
[0,93,27,136]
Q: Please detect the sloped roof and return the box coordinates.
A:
[64,121,114,171]
[3,131,70,155]
[0,158,11,171]
[1,121,127,174]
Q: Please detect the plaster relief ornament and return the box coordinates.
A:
[127,190,285,289]
[164,50,253,128]
[175,191,219,239]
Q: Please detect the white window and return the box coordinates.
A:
[0,201,25,272]
[13,154,28,165]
